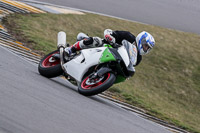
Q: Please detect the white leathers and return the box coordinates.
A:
[78,36,103,49]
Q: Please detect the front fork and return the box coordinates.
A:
[59,47,66,72]
[57,31,67,73]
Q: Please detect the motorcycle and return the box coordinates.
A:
[38,31,135,96]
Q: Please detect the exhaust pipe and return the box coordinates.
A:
[57,31,66,48]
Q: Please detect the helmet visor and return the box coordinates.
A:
[141,38,152,52]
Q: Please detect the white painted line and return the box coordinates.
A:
[0,42,40,60]
[0,44,38,66]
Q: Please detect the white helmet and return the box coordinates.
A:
[136,31,155,55]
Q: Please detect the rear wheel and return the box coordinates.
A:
[78,72,116,96]
[38,50,63,78]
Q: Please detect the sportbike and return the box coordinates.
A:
[38,31,135,96]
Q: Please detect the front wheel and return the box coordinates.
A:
[38,50,63,78]
[78,72,116,96]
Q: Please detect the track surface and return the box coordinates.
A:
[0,46,170,133]
[2,0,195,132]
[22,0,200,34]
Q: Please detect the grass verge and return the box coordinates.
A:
[2,13,200,133]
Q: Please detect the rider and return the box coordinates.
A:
[65,29,155,67]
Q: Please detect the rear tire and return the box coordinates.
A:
[78,72,116,96]
[38,50,63,78]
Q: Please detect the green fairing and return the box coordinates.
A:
[104,44,113,48]
[114,75,126,83]
[100,48,116,63]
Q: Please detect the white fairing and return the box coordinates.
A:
[63,47,107,82]
[117,46,130,67]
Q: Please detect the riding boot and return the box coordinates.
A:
[64,41,82,57]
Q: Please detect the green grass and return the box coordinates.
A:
[2,13,200,133]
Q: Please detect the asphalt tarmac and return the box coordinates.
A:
[0,46,171,133]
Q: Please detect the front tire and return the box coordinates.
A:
[78,72,116,96]
[38,50,63,78]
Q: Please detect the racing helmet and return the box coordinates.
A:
[136,31,155,55]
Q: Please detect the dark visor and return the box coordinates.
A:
[141,38,151,52]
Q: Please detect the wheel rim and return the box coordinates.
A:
[42,52,60,68]
[81,73,111,90]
